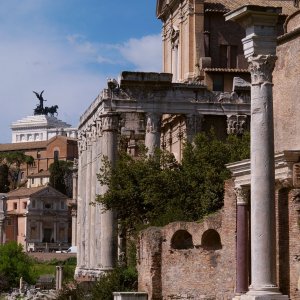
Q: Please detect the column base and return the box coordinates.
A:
[75,267,114,281]
[240,293,288,300]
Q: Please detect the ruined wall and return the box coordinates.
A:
[274,187,300,300]
[138,180,237,300]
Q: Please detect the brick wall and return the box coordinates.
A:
[138,180,237,300]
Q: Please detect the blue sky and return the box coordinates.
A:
[0,0,162,143]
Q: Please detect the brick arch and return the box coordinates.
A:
[171,229,193,250]
[201,229,222,250]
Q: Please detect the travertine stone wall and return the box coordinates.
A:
[138,180,236,300]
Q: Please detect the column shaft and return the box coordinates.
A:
[145,112,161,156]
[236,191,249,294]
[100,113,119,269]
[249,57,277,290]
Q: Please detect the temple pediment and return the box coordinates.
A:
[32,186,68,199]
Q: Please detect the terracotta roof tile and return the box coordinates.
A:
[27,170,50,178]
[0,135,77,152]
[204,1,298,15]
[204,67,249,72]
[7,186,46,198]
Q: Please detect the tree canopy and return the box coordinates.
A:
[0,151,34,190]
[49,159,73,196]
[0,242,36,291]
[97,131,250,232]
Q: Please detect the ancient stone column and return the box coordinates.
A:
[55,266,63,290]
[235,186,250,295]
[185,113,203,143]
[226,5,288,299]
[71,159,78,247]
[89,123,97,268]
[100,112,119,269]
[145,112,161,156]
[76,132,87,272]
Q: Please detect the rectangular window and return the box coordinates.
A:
[213,74,224,91]
[23,202,27,209]
[13,203,17,210]
[31,178,34,184]
[219,44,238,69]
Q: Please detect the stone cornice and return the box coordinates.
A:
[227,150,300,187]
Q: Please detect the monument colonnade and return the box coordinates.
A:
[75,71,251,279]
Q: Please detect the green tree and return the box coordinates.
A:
[0,151,34,189]
[97,131,250,232]
[0,242,36,291]
[49,159,73,196]
[0,164,10,192]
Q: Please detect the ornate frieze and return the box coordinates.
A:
[227,115,247,135]
[248,55,277,85]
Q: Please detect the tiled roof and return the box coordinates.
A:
[0,141,48,152]
[27,170,50,178]
[0,135,77,152]
[204,68,249,72]
[157,0,298,18]
[7,186,46,198]
[204,1,298,15]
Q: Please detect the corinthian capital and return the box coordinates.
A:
[101,113,119,132]
[248,55,277,85]
[235,185,250,205]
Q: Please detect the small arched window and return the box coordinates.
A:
[54,150,59,160]
[201,229,222,250]
[171,230,193,250]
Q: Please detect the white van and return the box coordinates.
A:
[65,246,77,253]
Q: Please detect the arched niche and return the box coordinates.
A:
[171,230,193,250]
[201,229,222,250]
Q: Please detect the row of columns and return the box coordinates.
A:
[76,110,211,278]
[76,112,165,278]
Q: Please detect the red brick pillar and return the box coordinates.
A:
[235,186,250,295]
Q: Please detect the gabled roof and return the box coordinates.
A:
[156,0,298,18]
[7,185,68,199]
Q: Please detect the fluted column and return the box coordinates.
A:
[76,132,87,274]
[94,117,103,271]
[235,186,250,295]
[100,112,119,269]
[145,112,161,156]
[71,159,78,247]
[185,114,203,143]
[89,123,97,268]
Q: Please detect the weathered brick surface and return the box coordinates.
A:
[138,180,236,300]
